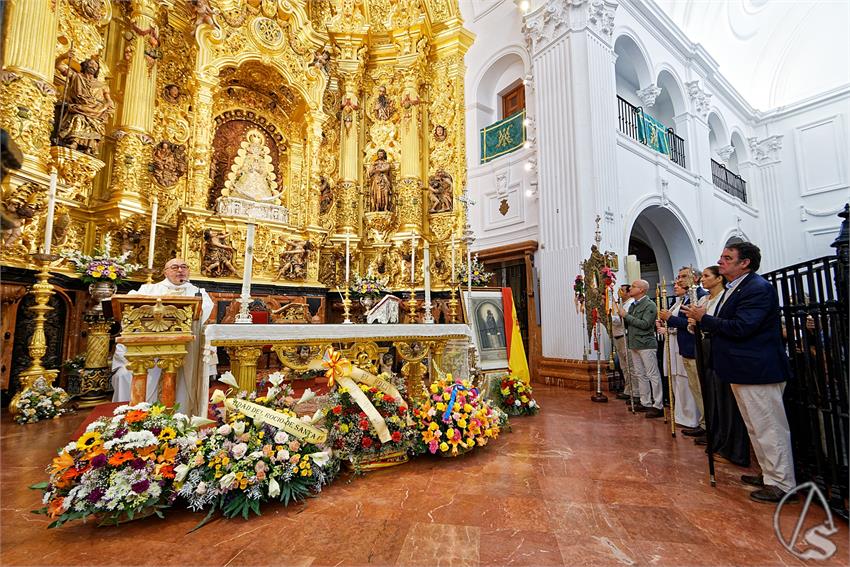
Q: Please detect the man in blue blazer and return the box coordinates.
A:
[683,242,795,503]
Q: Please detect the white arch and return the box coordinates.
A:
[707,110,730,155]
[622,195,702,270]
[730,128,750,162]
[654,65,687,117]
[471,44,531,100]
[613,29,654,88]
[720,226,751,248]
[471,46,529,133]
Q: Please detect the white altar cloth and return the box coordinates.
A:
[205,324,472,350]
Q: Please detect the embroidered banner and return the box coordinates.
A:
[480,111,526,163]
[637,111,670,156]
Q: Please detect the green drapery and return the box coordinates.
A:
[637,111,670,156]
[480,111,526,163]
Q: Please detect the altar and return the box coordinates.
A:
[206,324,472,400]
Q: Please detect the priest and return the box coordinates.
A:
[111,258,216,417]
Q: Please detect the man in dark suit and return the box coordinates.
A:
[683,242,795,503]
[617,279,663,418]
[661,267,707,438]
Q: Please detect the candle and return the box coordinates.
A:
[43,169,57,255]
[467,241,473,324]
[147,196,158,269]
[241,223,255,298]
[410,235,416,285]
[345,234,350,284]
[451,235,456,282]
[424,241,432,317]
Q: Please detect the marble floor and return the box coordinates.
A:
[1,385,847,566]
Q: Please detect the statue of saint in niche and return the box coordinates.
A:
[224,129,281,203]
[57,58,115,155]
[373,86,394,121]
[368,149,392,212]
[202,229,238,277]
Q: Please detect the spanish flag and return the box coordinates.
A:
[501,287,530,384]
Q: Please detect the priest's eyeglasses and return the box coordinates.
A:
[166,264,189,271]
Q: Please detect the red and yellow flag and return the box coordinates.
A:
[501,288,530,384]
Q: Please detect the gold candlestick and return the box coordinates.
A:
[10,254,60,415]
[342,285,353,324]
[448,280,459,323]
[407,288,418,322]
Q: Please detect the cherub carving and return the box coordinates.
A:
[202,229,238,277]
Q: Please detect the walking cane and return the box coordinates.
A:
[686,279,716,486]
[658,280,676,437]
[617,289,637,414]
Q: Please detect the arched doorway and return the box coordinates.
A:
[627,205,698,293]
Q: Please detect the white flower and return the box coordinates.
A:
[297,388,316,405]
[308,450,332,467]
[191,416,216,429]
[231,442,248,460]
[514,400,521,407]
[210,389,227,404]
[219,371,239,389]
[196,482,208,495]
[266,386,279,399]
[85,421,100,432]
[268,372,285,387]
[232,421,246,436]
[268,477,280,498]
[219,472,236,489]
[174,464,190,483]
[216,424,232,436]
[274,431,289,444]
[276,449,290,462]
[113,404,131,414]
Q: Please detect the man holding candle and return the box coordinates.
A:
[111,258,215,417]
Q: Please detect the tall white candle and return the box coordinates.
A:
[345,234,350,284]
[423,241,432,311]
[43,169,58,255]
[467,242,473,324]
[241,223,255,297]
[410,235,416,285]
[451,235,456,282]
[147,196,158,270]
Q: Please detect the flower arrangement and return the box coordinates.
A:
[176,373,338,521]
[324,372,416,470]
[457,254,493,287]
[497,374,540,416]
[573,275,585,314]
[34,403,200,527]
[412,373,500,457]
[14,376,72,425]
[600,266,616,288]
[62,234,142,285]
[350,270,389,297]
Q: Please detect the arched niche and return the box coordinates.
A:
[614,33,652,107]
[654,68,686,130]
[625,203,699,292]
[473,49,528,130]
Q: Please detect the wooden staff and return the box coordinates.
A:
[617,288,637,414]
[657,280,676,437]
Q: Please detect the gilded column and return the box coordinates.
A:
[0,0,59,169]
[187,73,218,209]
[396,65,423,234]
[335,62,365,234]
[108,0,159,205]
[306,113,327,228]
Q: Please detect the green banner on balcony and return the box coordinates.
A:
[480,111,526,163]
[637,112,669,156]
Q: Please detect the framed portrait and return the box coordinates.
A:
[461,288,509,371]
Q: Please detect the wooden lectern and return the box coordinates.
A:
[111,295,202,408]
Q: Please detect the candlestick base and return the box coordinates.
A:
[406,289,418,323]
[342,286,353,324]
[448,282,459,323]
[143,268,155,285]
[423,301,434,324]
[235,295,253,324]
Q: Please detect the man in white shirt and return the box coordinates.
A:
[111,258,215,417]
[610,285,636,403]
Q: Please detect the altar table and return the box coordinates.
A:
[205,324,472,398]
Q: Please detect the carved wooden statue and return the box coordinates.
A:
[202,229,238,277]
[277,240,313,280]
[428,169,453,214]
[368,149,392,212]
[57,58,115,156]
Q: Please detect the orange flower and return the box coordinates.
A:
[50,451,75,476]
[107,451,135,466]
[157,444,178,464]
[136,445,157,459]
[124,410,148,423]
[156,463,175,479]
[47,497,65,518]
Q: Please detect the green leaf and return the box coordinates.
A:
[29,482,50,490]
[188,507,217,534]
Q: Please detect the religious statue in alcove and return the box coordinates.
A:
[427,169,453,214]
[57,58,115,155]
[277,240,314,281]
[373,86,395,121]
[318,176,334,215]
[151,140,188,187]
[202,229,238,277]
[223,129,281,204]
[368,149,392,212]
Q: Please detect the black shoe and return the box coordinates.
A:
[633,404,650,412]
[694,436,707,446]
[682,427,706,437]
[749,486,798,504]
[741,474,765,487]
[616,392,631,400]
[624,397,640,405]
[645,407,664,418]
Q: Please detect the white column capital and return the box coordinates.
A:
[636,84,662,108]
[715,144,735,164]
[748,135,783,165]
[685,80,712,120]
[523,0,618,55]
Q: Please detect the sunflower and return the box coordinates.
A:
[158,427,176,441]
[76,431,103,452]
[124,410,148,423]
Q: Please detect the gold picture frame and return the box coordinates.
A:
[460,287,510,371]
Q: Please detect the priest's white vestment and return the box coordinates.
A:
[111,279,216,417]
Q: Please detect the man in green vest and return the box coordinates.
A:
[617,279,663,418]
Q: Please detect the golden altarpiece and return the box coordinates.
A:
[0,0,474,399]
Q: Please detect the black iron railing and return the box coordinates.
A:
[764,249,849,520]
[616,95,687,169]
[711,159,747,203]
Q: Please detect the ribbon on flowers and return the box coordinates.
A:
[442,382,478,422]
[322,348,351,389]
[225,398,328,444]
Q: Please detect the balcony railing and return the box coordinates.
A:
[711,159,747,203]
[617,96,687,169]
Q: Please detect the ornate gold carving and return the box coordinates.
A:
[121,299,195,334]
[499,198,509,216]
[364,211,396,244]
[395,177,422,230]
[272,344,323,371]
[428,211,454,242]
[336,181,359,232]
[109,131,153,197]
[51,146,105,204]
[251,17,285,50]
[341,341,384,374]
[0,71,56,159]
[0,182,45,257]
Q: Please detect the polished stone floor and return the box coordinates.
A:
[1,385,847,566]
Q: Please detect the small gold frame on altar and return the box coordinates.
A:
[460,288,509,371]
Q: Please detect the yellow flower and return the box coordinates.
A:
[150,405,164,417]
[441,392,451,401]
[76,431,102,451]
[446,428,455,439]
[436,402,446,411]
[339,423,349,434]
[520,396,528,403]
[439,442,449,452]
[463,404,473,413]
[428,422,439,431]
[359,384,370,392]
[430,384,439,394]
[158,427,176,441]
[457,418,467,429]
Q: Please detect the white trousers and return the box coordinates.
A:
[630,348,663,409]
[731,382,797,492]
[613,335,635,395]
